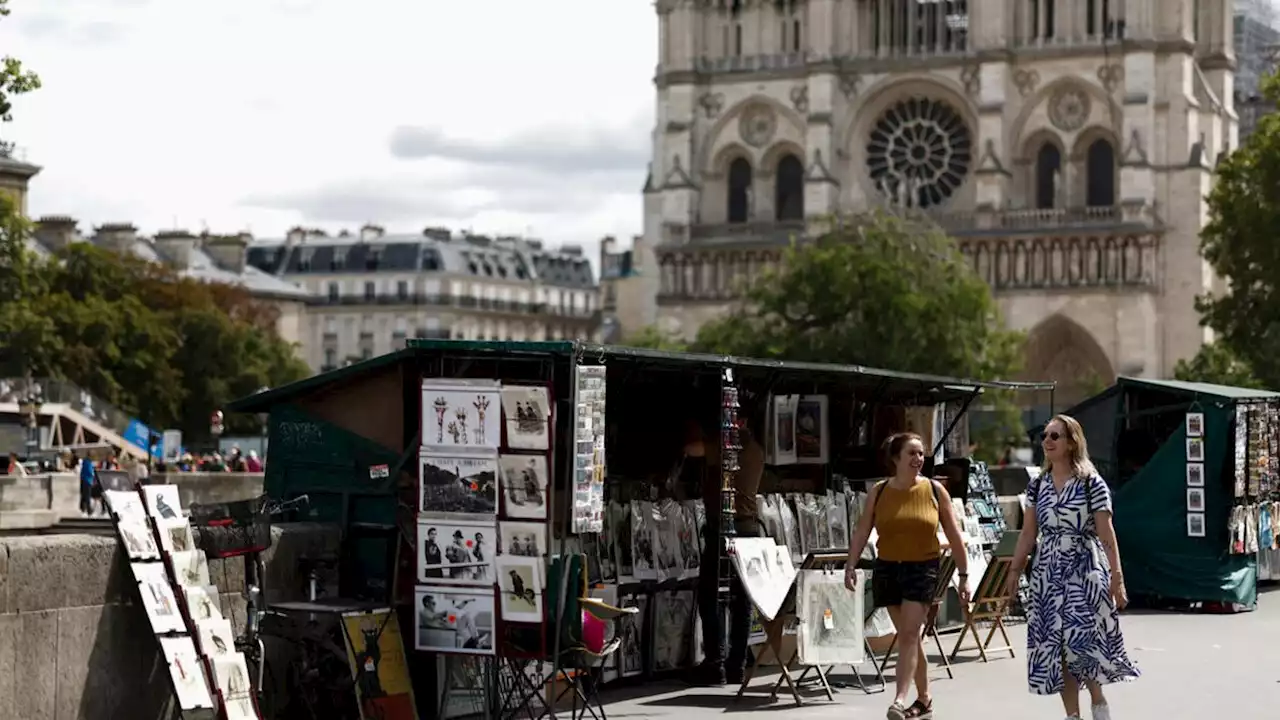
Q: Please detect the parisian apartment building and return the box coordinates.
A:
[245,226,600,372]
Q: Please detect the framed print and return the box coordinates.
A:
[420,454,498,519]
[132,561,186,634]
[501,385,551,451]
[159,636,215,710]
[499,454,548,520]
[118,519,161,561]
[1186,437,1205,462]
[414,586,495,656]
[141,484,184,521]
[1186,512,1206,538]
[1186,462,1205,487]
[1185,412,1204,438]
[422,379,501,455]
[1187,487,1206,513]
[417,518,496,585]
[496,556,544,623]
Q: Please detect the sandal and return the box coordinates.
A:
[905,699,934,719]
[886,701,907,720]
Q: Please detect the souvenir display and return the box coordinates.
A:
[132,561,186,634]
[618,593,647,678]
[1234,405,1248,499]
[1186,437,1205,463]
[1187,488,1206,513]
[1185,412,1204,438]
[414,587,495,656]
[572,364,607,533]
[796,569,865,666]
[118,519,161,560]
[500,384,551,451]
[159,636,216,710]
[1187,463,1205,487]
[421,380,502,455]
[497,521,547,582]
[1187,512,1206,538]
[651,590,694,671]
[963,460,1006,546]
[212,652,258,720]
[795,395,830,465]
[141,484,184,522]
[650,499,686,582]
[498,454,548,520]
[496,556,543,623]
[419,455,499,518]
[417,519,496,584]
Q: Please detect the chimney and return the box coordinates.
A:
[560,244,583,257]
[94,223,138,255]
[153,230,198,270]
[203,233,250,274]
[600,235,616,258]
[33,215,80,253]
[286,226,306,244]
[360,223,385,242]
[423,226,451,241]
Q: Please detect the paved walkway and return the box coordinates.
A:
[597,586,1280,719]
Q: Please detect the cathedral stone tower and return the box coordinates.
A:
[640,0,1235,403]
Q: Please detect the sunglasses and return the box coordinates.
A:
[1042,431,1063,441]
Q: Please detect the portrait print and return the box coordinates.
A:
[501,385,551,451]
[498,521,547,563]
[499,454,548,520]
[417,519,496,586]
[415,587,495,656]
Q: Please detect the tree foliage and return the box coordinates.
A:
[1192,72,1280,388]
[620,326,688,353]
[0,1,42,125]
[1173,341,1264,390]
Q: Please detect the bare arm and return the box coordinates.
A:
[846,484,882,564]
[934,481,968,576]
[1094,509,1123,578]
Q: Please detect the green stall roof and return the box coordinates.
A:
[228,340,1056,412]
[1114,376,1280,402]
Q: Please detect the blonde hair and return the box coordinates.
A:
[1041,414,1098,479]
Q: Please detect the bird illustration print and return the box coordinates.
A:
[473,395,491,445]
[155,494,178,520]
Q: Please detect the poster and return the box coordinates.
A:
[416,518,496,584]
[419,454,498,519]
[414,586,495,655]
[796,569,865,666]
[159,636,215,710]
[795,395,829,464]
[496,555,544,623]
[572,364,607,533]
[132,561,186,634]
[500,385,551,451]
[770,394,798,465]
[142,484,184,521]
[421,379,501,455]
[499,454,548,520]
[728,536,795,621]
[343,609,419,720]
[104,490,147,522]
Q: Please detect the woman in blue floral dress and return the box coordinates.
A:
[1007,415,1140,720]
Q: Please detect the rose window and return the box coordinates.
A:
[866,97,972,208]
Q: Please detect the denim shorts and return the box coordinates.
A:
[871,558,940,607]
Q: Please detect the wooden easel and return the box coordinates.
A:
[949,555,1017,662]
[872,552,957,681]
[734,603,810,707]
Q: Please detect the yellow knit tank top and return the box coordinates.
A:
[873,479,941,562]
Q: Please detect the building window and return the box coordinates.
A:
[324,348,336,367]
[364,281,376,300]
[1035,142,1061,210]
[1029,0,1056,41]
[775,154,805,221]
[328,282,339,302]
[1085,138,1116,207]
[397,280,409,299]
[727,157,753,223]
[866,96,972,209]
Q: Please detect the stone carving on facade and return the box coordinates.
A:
[790,85,809,114]
[838,71,862,100]
[975,139,1010,176]
[1013,68,1040,98]
[960,64,981,99]
[806,149,838,185]
[1048,87,1091,132]
[738,104,778,148]
[1122,129,1149,167]
[699,91,725,119]
[1097,64,1124,94]
[663,154,697,189]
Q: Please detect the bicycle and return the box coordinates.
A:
[189,493,311,718]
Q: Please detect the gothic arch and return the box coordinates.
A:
[1008,77,1121,161]
[1023,314,1116,405]
[709,142,755,179]
[697,94,807,175]
[760,140,807,174]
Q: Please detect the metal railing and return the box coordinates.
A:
[0,378,134,436]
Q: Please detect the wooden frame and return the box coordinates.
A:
[872,552,957,681]
[949,556,1017,662]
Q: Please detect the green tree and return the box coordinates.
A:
[1173,341,1264,389]
[1195,73,1280,388]
[621,325,688,352]
[692,211,1026,461]
[0,0,41,125]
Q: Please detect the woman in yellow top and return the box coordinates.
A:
[845,432,969,720]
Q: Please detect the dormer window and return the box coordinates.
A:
[331,251,345,271]
[299,248,314,271]
[366,247,383,270]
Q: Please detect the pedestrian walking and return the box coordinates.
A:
[845,432,969,720]
[1006,414,1139,720]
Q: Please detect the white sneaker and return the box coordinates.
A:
[1092,704,1111,720]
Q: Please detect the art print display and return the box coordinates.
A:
[795,494,831,554]
[1187,488,1206,513]
[676,501,701,578]
[118,519,161,560]
[630,501,657,581]
[184,585,223,622]
[142,484,184,521]
[197,617,236,657]
[104,490,146,522]
[796,569,865,666]
[170,550,211,587]
[650,499,686,582]
[414,587,495,656]
[416,519,495,585]
[572,364,607,533]
[651,590,694,671]
[598,510,619,582]
[499,454,548,519]
[769,394,798,465]
[341,610,419,720]
[827,492,850,550]
[1187,512,1206,538]
[496,556,543,623]
[132,561,186,634]
[159,636,215,710]
[1186,412,1204,438]
[500,384,551,451]
[1186,437,1205,463]
[422,379,501,454]
[498,520,547,562]
[1235,405,1248,498]
[419,454,498,518]
[729,536,795,621]
[795,395,829,464]
[618,594,647,678]
[212,652,258,720]
[778,496,803,562]
[158,521,196,554]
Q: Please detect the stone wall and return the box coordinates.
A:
[0,522,340,720]
[0,473,265,529]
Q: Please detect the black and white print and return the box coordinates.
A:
[104,490,147,522]
[196,617,236,658]
[499,521,547,561]
[141,485,183,521]
[1186,437,1205,462]
[1187,512,1206,538]
[170,550,211,587]
[415,586,495,656]
[795,395,829,464]
[159,636,214,710]
[730,536,791,621]
[496,556,543,623]
[501,385,551,451]
[158,521,195,554]
[132,561,186,634]
[118,519,160,560]
[1185,412,1204,438]
[652,590,694,671]
[618,594,647,678]
[417,518,496,585]
[183,585,223,622]
[420,454,498,518]
[1187,487,1206,513]
[630,501,657,580]
[212,652,256,720]
[1187,462,1205,487]
[422,379,502,454]
[499,454,548,520]
[796,570,865,666]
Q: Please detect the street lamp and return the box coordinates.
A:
[210,410,225,442]
[17,384,43,457]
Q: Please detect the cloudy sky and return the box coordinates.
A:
[2,0,656,250]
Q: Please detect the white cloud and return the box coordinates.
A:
[1,0,656,248]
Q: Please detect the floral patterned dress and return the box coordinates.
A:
[1025,472,1140,695]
